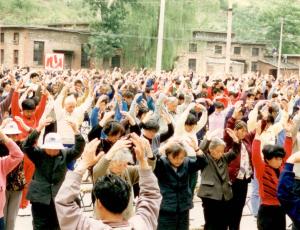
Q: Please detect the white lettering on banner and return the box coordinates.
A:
[45,53,64,70]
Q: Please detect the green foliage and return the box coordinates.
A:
[88,0,131,59]
[233,0,300,54]
[0,0,91,24]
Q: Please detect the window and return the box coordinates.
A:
[13,33,19,45]
[233,47,241,55]
[13,50,19,65]
[188,58,196,72]
[252,48,259,56]
[81,44,89,68]
[111,55,121,68]
[0,49,4,64]
[189,43,197,53]
[33,41,44,65]
[251,62,258,72]
[215,45,222,54]
[0,33,4,43]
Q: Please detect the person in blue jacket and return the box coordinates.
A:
[278,151,300,230]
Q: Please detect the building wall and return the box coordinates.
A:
[0,28,89,69]
[174,39,266,75]
[259,62,298,76]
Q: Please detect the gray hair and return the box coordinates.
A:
[208,137,226,151]
[167,97,178,104]
[111,148,133,163]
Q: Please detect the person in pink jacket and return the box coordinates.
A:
[0,130,24,230]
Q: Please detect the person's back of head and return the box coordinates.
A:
[141,119,159,132]
[262,145,285,161]
[93,174,131,214]
[21,98,36,111]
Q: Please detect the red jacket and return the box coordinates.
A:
[252,137,292,206]
[224,117,256,182]
[11,91,47,140]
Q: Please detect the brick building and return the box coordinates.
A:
[0,25,90,70]
[175,31,266,76]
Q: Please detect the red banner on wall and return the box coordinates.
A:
[45,53,64,70]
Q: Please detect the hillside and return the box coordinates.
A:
[0,0,92,24]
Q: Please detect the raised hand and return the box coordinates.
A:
[120,111,136,125]
[130,133,151,169]
[105,138,132,160]
[37,117,53,132]
[66,119,79,134]
[99,111,115,127]
[79,139,104,168]
[225,128,239,143]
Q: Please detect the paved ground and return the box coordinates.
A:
[15,183,292,230]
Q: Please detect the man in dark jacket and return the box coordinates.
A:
[21,118,85,230]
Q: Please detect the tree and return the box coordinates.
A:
[87,0,131,59]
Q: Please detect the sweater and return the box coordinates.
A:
[0,140,24,217]
[252,137,292,206]
[55,169,162,230]
[11,91,47,140]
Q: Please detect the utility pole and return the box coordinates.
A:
[225,0,233,74]
[277,18,284,79]
[155,0,166,73]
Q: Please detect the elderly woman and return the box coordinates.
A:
[154,138,207,230]
[93,134,156,220]
[198,130,241,230]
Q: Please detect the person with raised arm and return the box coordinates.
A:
[55,134,162,230]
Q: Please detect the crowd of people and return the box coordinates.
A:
[0,66,300,230]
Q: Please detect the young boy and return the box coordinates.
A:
[252,126,292,230]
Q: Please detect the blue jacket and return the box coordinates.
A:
[278,163,300,227]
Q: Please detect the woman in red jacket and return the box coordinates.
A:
[252,122,292,230]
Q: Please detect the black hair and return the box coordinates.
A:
[136,106,149,119]
[103,121,125,137]
[21,99,36,111]
[141,119,159,132]
[30,72,39,79]
[74,79,83,85]
[178,93,185,101]
[2,81,11,88]
[93,174,131,214]
[262,144,285,161]
[185,113,197,126]
[214,101,224,109]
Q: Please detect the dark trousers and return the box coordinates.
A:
[0,217,4,230]
[157,210,189,230]
[228,178,249,230]
[257,205,285,230]
[202,197,230,230]
[189,156,198,198]
[31,200,60,230]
